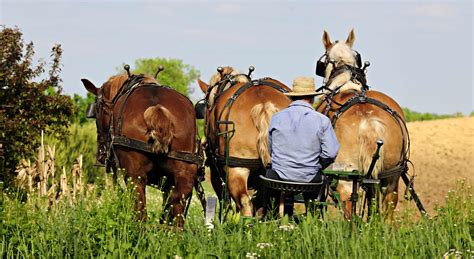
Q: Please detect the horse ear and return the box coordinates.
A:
[197,79,209,93]
[81,78,99,96]
[346,29,355,47]
[322,30,333,50]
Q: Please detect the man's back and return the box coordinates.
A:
[268,100,339,182]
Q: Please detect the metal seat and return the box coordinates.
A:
[259,175,324,193]
[260,175,327,217]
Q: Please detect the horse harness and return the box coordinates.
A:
[96,74,204,171]
[204,77,289,171]
[316,89,411,180]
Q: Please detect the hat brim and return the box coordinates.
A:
[284,91,319,97]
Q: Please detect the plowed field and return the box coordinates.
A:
[397,117,474,214]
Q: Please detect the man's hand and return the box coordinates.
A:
[320,157,334,170]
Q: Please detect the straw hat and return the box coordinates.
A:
[284,76,318,96]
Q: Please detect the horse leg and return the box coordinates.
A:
[159,177,173,224]
[227,167,253,217]
[336,181,355,219]
[210,163,225,202]
[169,161,197,227]
[116,150,153,221]
[382,176,400,222]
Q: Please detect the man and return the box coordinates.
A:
[264,76,340,216]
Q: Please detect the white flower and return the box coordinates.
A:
[279,224,295,231]
[256,243,273,249]
[246,252,259,258]
[442,249,462,259]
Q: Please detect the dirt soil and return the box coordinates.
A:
[396,117,474,214]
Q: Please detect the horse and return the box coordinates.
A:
[315,29,410,219]
[197,67,291,216]
[81,71,204,227]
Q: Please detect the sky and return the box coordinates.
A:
[1,0,472,114]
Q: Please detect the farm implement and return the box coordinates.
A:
[206,139,427,224]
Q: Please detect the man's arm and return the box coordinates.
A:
[320,118,340,169]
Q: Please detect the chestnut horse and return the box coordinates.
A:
[197,67,291,216]
[82,73,203,227]
[316,30,410,219]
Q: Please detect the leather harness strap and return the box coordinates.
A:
[104,75,203,167]
[323,91,411,180]
[112,136,203,165]
[215,155,263,169]
[209,78,288,169]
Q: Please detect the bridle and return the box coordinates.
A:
[90,86,113,166]
[315,46,369,92]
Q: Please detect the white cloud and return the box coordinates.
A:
[403,3,456,19]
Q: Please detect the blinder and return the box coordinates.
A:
[354,50,362,69]
[315,54,327,77]
[195,99,206,119]
[315,50,363,78]
[86,103,97,118]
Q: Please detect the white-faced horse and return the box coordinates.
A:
[315,29,410,219]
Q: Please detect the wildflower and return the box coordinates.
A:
[279,224,295,231]
[206,223,214,231]
[246,252,259,259]
[442,249,462,259]
[256,243,273,249]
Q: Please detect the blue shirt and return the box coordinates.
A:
[268,100,340,182]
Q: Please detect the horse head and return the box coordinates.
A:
[319,29,366,93]
[81,73,158,164]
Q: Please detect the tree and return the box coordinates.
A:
[0,26,73,187]
[132,58,200,96]
[71,92,96,124]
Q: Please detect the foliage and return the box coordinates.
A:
[1,179,472,257]
[70,92,96,125]
[44,122,99,184]
[403,108,463,122]
[132,57,200,96]
[0,26,73,187]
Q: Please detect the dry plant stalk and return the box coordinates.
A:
[15,131,86,204]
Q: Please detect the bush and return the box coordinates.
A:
[402,108,463,122]
[0,26,73,187]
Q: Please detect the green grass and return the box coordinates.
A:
[1,180,472,258]
[402,108,464,122]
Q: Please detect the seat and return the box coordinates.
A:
[259,175,327,217]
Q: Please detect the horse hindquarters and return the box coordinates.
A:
[358,117,385,179]
[144,105,174,153]
[358,116,401,219]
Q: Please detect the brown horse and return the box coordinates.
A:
[197,67,291,216]
[316,30,410,219]
[81,73,203,227]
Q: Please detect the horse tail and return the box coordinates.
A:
[358,117,385,178]
[143,104,174,154]
[250,102,279,166]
